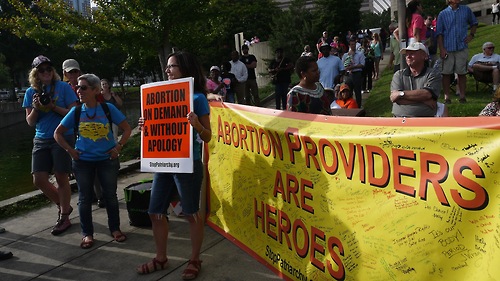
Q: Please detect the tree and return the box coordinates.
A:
[314,0,363,37]
[269,0,317,64]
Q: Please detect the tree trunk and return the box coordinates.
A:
[158,32,172,81]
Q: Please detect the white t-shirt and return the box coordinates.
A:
[492,3,499,13]
[468,53,500,67]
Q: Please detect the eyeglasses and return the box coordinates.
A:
[75,85,91,91]
[37,67,53,74]
[485,47,495,50]
[166,64,180,69]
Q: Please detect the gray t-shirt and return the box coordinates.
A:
[391,66,442,117]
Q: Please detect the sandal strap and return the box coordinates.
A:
[137,258,168,274]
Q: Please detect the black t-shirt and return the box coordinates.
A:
[240,55,257,79]
[270,57,292,84]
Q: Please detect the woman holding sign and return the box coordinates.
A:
[137,51,211,280]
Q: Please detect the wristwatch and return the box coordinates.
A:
[399,91,405,98]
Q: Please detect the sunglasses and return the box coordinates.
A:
[37,67,53,74]
[75,85,91,91]
[485,47,495,50]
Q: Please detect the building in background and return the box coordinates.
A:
[275,0,390,14]
[64,0,91,17]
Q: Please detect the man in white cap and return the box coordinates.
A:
[468,42,500,93]
[390,42,442,117]
[62,59,81,95]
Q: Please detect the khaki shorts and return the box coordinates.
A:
[441,49,469,75]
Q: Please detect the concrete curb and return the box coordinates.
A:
[0,160,141,212]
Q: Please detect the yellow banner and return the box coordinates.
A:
[206,103,500,281]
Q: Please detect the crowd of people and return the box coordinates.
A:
[1,1,499,278]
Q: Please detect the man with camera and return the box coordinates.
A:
[22,55,79,235]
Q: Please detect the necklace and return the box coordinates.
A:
[84,104,97,119]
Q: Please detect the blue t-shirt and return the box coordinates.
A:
[60,103,126,161]
[22,81,79,138]
[317,55,344,89]
[193,92,210,161]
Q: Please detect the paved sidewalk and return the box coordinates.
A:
[0,166,280,280]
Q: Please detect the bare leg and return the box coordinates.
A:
[188,212,204,261]
[33,172,59,204]
[457,74,467,100]
[442,74,452,101]
[151,214,169,262]
[54,172,72,215]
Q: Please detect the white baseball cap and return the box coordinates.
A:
[400,42,429,56]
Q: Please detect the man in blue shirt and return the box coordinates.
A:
[317,43,344,89]
[436,0,478,104]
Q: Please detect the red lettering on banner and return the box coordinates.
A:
[327,236,345,280]
[302,135,321,171]
[266,204,278,240]
[310,227,326,271]
[293,219,309,258]
[356,144,366,183]
[238,123,248,150]
[319,139,339,174]
[273,171,314,214]
[285,127,301,164]
[278,208,292,250]
[366,145,390,187]
[451,157,487,210]
[392,149,417,197]
[254,199,265,232]
[336,141,357,180]
[419,152,449,204]
[254,198,345,280]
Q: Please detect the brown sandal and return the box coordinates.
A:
[182,260,202,280]
[111,231,127,242]
[136,258,168,274]
[80,236,94,249]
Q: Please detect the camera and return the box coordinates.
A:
[39,92,51,105]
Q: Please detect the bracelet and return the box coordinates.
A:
[198,128,205,135]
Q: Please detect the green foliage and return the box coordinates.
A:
[364,23,499,117]
[119,133,141,162]
[314,0,363,35]
[269,0,316,63]
[0,53,11,88]
[361,9,392,31]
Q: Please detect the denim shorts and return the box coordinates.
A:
[148,160,203,215]
[32,136,74,174]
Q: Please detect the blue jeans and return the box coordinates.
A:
[73,158,120,236]
[148,160,203,216]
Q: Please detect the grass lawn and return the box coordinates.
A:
[364,23,499,117]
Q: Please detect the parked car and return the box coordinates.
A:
[16,87,28,102]
[0,90,9,101]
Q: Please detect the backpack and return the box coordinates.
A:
[73,102,113,139]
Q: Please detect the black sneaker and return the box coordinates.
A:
[0,251,13,260]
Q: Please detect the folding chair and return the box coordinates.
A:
[470,70,493,94]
